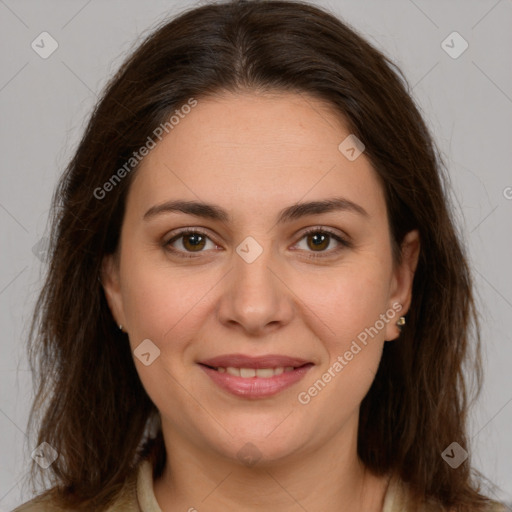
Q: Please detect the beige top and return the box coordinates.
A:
[13,459,507,511]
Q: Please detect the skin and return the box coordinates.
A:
[102,90,420,512]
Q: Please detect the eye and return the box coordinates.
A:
[164,227,351,259]
[164,229,219,258]
[294,227,351,258]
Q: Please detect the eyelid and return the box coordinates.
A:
[294,226,352,258]
[163,225,351,258]
[298,225,349,241]
[164,227,221,252]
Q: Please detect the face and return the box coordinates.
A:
[102,91,419,465]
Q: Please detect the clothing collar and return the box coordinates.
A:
[133,458,408,512]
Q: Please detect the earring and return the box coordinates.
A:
[396,316,406,331]
[119,324,123,332]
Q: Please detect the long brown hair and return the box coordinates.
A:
[24,1,500,510]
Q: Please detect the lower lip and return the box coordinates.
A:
[199,364,313,399]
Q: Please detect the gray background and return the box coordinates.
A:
[1,0,511,509]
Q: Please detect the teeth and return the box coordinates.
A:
[218,366,293,378]
[255,368,274,378]
[240,368,256,378]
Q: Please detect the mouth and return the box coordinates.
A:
[205,366,300,377]
[197,354,314,399]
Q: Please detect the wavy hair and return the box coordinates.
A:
[25,1,497,510]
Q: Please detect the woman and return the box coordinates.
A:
[15,0,507,511]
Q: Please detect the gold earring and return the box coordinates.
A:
[396,316,406,330]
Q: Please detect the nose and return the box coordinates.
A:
[216,239,294,337]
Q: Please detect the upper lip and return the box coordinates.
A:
[198,354,312,369]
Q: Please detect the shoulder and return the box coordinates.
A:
[444,502,511,512]
[12,463,141,512]
[383,475,509,512]
[12,493,67,512]
[383,475,438,512]
[487,502,511,512]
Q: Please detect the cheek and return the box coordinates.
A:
[303,261,392,346]
[297,270,391,415]
[119,248,221,366]
[119,244,178,336]
[119,259,211,409]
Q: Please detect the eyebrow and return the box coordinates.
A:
[143,196,368,224]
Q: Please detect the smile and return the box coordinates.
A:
[198,354,314,399]
[215,366,294,377]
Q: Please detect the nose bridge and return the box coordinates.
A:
[217,233,292,334]
[233,233,278,305]
[245,234,274,270]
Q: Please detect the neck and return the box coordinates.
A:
[152,420,391,512]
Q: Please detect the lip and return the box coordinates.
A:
[198,353,314,399]
[199,354,311,369]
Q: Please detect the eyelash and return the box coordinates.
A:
[163,227,352,260]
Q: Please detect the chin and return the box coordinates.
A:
[204,417,310,467]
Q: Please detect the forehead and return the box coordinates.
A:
[128,91,387,224]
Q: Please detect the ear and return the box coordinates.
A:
[385,229,420,341]
[101,253,126,330]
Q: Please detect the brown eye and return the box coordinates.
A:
[181,232,206,252]
[306,232,330,251]
[165,229,217,257]
[164,227,351,260]
[295,228,351,259]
